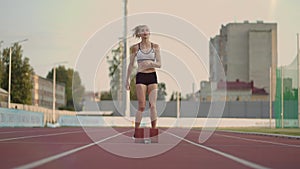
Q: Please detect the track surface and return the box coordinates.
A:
[0,127,299,169]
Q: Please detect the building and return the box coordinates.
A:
[209,21,277,98]
[0,88,8,107]
[199,80,268,102]
[32,74,66,109]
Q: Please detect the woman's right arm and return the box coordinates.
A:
[126,45,137,90]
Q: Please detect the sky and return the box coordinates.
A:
[0,0,300,97]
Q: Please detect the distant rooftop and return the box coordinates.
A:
[0,88,8,94]
[217,79,268,95]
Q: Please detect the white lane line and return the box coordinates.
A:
[216,133,300,148]
[14,130,131,169]
[0,141,89,145]
[0,130,45,134]
[188,129,300,148]
[166,132,270,169]
[219,130,300,139]
[0,130,84,142]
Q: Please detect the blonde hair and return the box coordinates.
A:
[132,25,149,38]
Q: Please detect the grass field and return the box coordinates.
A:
[217,127,300,136]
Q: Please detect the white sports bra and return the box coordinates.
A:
[136,43,155,62]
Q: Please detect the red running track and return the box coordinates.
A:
[0,127,299,169]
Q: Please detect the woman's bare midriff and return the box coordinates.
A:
[137,61,156,73]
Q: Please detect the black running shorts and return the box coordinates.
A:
[135,72,158,86]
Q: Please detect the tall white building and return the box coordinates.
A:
[209,21,277,96]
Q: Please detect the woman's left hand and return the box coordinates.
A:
[138,60,153,70]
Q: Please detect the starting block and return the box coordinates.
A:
[149,128,159,143]
[134,128,144,143]
[134,128,159,144]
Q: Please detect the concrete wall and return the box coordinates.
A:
[0,107,44,127]
[226,23,251,81]
[58,116,276,128]
[249,30,272,93]
[96,101,273,119]
[225,23,277,84]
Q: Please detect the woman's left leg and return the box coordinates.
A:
[148,83,158,128]
[135,84,147,128]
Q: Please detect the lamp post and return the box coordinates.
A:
[122,0,130,117]
[8,39,28,108]
[297,33,300,128]
[52,61,68,123]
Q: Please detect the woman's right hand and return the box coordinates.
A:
[126,80,130,90]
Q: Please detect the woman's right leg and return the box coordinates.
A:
[135,84,147,128]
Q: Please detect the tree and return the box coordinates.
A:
[0,49,4,87]
[107,42,122,100]
[157,83,167,100]
[100,91,112,100]
[1,43,33,104]
[72,70,85,110]
[47,66,85,111]
[169,91,182,101]
[106,42,138,100]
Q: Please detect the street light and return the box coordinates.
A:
[8,39,28,108]
[122,0,130,117]
[52,61,68,123]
